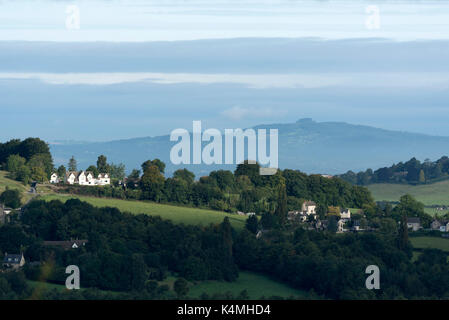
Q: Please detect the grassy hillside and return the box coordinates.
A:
[38,194,247,229]
[0,170,34,204]
[367,180,449,206]
[410,237,449,252]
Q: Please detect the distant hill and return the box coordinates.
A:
[50,118,449,177]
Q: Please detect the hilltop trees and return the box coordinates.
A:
[54,157,374,219]
[1,138,54,184]
[340,156,449,185]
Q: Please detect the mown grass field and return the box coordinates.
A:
[186,271,308,299]
[410,237,449,252]
[367,180,449,206]
[38,194,247,229]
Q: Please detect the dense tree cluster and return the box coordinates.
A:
[0,198,445,300]
[234,227,449,299]
[0,138,53,183]
[340,156,449,185]
[13,199,238,292]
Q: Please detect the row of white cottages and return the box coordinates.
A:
[50,171,111,186]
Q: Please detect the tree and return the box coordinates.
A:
[57,165,66,178]
[245,215,259,234]
[28,153,53,177]
[327,216,338,233]
[97,155,109,173]
[15,165,31,184]
[142,159,165,174]
[173,168,195,185]
[6,155,26,174]
[86,165,99,177]
[234,161,261,186]
[398,212,409,251]
[0,189,21,209]
[419,169,426,184]
[68,156,77,172]
[128,169,141,180]
[274,180,288,225]
[173,278,189,298]
[393,194,430,227]
[140,165,165,201]
[30,166,47,183]
[109,163,126,180]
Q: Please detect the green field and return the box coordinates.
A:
[27,271,308,300]
[0,170,34,204]
[410,237,449,252]
[187,271,307,299]
[367,180,449,206]
[38,194,247,229]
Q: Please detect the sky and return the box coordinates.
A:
[0,0,449,142]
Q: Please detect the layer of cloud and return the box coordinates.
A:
[1,72,449,89]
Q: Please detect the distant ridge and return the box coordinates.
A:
[50,119,449,177]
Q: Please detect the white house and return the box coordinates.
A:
[50,173,59,184]
[406,217,421,231]
[340,208,351,220]
[60,171,110,186]
[302,201,317,215]
[337,219,346,233]
[97,173,111,185]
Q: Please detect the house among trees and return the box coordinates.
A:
[51,171,110,186]
[302,201,317,215]
[3,253,25,270]
[337,219,346,233]
[406,217,422,231]
[431,220,449,232]
[50,173,59,184]
[288,200,318,222]
[340,208,351,220]
[43,239,88,250]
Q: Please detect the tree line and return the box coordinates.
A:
[59,159,374,217]
[339,156,449,185]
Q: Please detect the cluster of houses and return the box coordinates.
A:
[50,171,111,186]
[288,201,354,233]
[405,217,449,232]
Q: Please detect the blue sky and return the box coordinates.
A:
[0,1,449,141]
